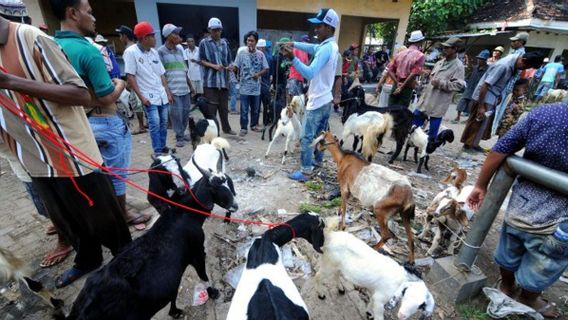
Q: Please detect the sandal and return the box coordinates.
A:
[55,266,97,288]
[40,245,73,268]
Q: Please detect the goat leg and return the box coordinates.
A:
[424,155,430,171]
[402,214,415,264]
[403,143,411,161]
[388,140,404,164]
[417,157,425,173]
[413,147,419,163]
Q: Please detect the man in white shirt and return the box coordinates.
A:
[185,34,203,97]
[124,21,172,155]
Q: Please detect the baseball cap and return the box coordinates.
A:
[441,37,463,48]
[308,8,339,29]
[134,21,155,39]
[208,17,223,29]
[162,23,182,38]
[257,39,267,48]
[115,25,134,38]
[476,49,491,60]
[510,31,529,42]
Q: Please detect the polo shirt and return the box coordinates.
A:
[123,44,168,106]
[0,22,102,177]
[292,37,339,110]
[472,54,518,106]
[54,31,114,98]
[158,44,190,96]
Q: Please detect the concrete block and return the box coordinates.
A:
[425,256,487,304]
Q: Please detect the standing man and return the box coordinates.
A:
[199,17,236,135]
[281,8,339,181]
[2,1,131,287]
[411,37,465,141]
[509,32,528,55]
[460,52,544,152]
[124,21,172,155]
[257,38,273,126]
[94,34,121,79]
[534,55,565,102]
[375,45,390,75]
[388,30,426,107]
[185,34,203,98]
[488,46,504,65]
[116,24,135,49]
[158,23,194,148]
[53,0,151,232]
[454,49,490,123]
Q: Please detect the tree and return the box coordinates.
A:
[408,0,490,37]
[367,21,398,48]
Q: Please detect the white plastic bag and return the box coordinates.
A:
[192,282,209,306]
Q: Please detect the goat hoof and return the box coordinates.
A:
[318,294,326,300]
[388,160,394,164]
[50,298,64,309]
[168,308,184,318]
[338,288,345,295]
[366,311,374,320]
[207,287,220,300]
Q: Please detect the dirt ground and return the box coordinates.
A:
[1,104,567,320]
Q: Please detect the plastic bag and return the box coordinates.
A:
[482,287,543,319]
[192,282,209,306]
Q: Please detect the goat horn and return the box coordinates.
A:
[191,156,211,180]
[310,135,325,147]
[216,150,223,173]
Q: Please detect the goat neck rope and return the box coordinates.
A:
[183,156,214,211]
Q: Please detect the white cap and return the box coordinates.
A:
[257,39,267,47]
[308,8,339,29]
[94,34,108,43]
[162,23,182,38]
[408,30,425,43]
[208,17,223,29]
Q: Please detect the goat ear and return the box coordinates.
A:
[456,207,469,226]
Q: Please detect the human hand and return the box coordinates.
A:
[252,73,259,80]
[213,64,225,72]
[167,93,173,105]
[280,44,294,60]
[467,186,486,211]
[141,97,151,107]
[333,95,341,105]
[476,106,486,120]
[431,79,440,87]
[375,85,382,93]
[393,87,402,95]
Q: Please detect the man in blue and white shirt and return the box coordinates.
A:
[282,8,339,181]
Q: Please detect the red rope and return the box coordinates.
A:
[0,75,297,238]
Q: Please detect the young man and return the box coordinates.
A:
[487,46,504,65]
[158,23,194,148]
[124,21,172,155]
[1,1,131,287]
[116,24,135,49]
[53,0,150,232]
[534,55,565,102]
[454,49,490,123]
[257,38,273,126]
[199,17,236,135]
[185,34,203,98]
[388,30,426,107]
[282,8,339,181]
[232,30,269,137]
[460,52,544,152]
[468,103,567,319]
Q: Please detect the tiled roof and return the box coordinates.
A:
[469,0,568,24]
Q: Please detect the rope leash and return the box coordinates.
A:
[436,219,482,249]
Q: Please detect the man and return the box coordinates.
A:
[257,38,273,126]
[287,35,309,99]
[487,46,504,65]
[460,51,544,152]
[124,21,172,155]
[53,0,150,233]
[185,34,203,98]
[282,8,339,181]
[467,103,567,319]
[509,32,528,55]
[94,34,120,79]
[411,37,465,141]
[232,30,269,137]
[116,24,146,134]
[1,1,131,287]
[534,55,565,102]
[454,49,490,123]
[388,30,426,107]
[375,45,389,73]
[199,17,236,135]
[362,46,376,83]
[158,23,194,148]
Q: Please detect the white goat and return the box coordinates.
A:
[265,105,301,164]
[315,218,435,320]
[340,111,393,161]
[290,94,306,124]
[184,137,230,186]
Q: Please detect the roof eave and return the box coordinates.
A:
[468,18,568,34]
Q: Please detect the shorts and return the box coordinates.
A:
[287,78,304,96]
[191,80,204,95]
[495,223,568,292]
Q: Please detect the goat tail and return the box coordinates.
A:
[211,137,230,150]
[362,114,393,159]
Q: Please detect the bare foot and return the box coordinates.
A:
[497,279,516,297]
[518,297,562,319]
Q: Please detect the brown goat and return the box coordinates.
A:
[440,166,467,189]
[313,131,416,264]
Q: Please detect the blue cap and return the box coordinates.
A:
[476,49,491,60]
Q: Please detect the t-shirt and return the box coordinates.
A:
[185,46,201,81]
[233,49,269,96]
[289,48,308,81]
[472,54,518,106]
[541,62,565,83]
[123,44,168,106]
[158,44,189,96]
[0,22,102,177]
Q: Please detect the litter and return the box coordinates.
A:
[192,282,209,306]
[224,264,245,289]
[482,287,543,320]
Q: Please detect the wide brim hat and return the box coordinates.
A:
[408,30,425,43]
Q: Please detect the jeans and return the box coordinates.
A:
[300,103,331,173]
[240,94,261,130]
[412,109,442,141]
[170,94,191,142]
[89,115,132,196]
[534,81,553,100]
[229,81,238,112]
[24,181,49,218]
[144,104,169,154]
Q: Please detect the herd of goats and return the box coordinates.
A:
[1,83,479,319]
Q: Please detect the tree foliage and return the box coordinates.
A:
[408,0,490,37]
[367,21,398,48]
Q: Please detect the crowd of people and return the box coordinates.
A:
[0,0,566,318]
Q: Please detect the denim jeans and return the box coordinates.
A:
[170,94,191,142]
[24,181,49,218]
[412,109,442,141]
[89,115,132,196]
[144,104,169,154]
[240,94,260,130]
[300,103,331,173]
[534,81,553,100]
[229,81,238,112]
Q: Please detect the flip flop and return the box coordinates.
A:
[55,266,96,288]
[536,299,562,319]
[40,246,73,268]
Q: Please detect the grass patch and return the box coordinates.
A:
[299,202,322,213]
[322,197,342,208]
[305,181,323,191]
[456,303,488,320]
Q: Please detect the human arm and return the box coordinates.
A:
[161,75,173,104]
[83,46,125,106]
[475,82,490,118]
[333,75,342,104]
[287,42,333,81]
[435,63,466,92]
[126,74,149,106]
[291,42,318,55]
[252,53,270,80]
[199,42,224,71]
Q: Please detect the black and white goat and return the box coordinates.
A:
[68,154,237,319]
[403,125,454,173]
[188,117,230,161]
[227,212,325,320]
[264,105,302,164]
[315,218,435,320]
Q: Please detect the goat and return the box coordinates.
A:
[403,126,454,173]
[315,217,435,320]
[342,85,413,163]
[261,94,305,141]
[313,131,416,264]
[68,154,238,319]
[264,105,302,164]
[0,247,64,316]
[340,112,393,162]
[227,212,325,320]
[188,117,230,161]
